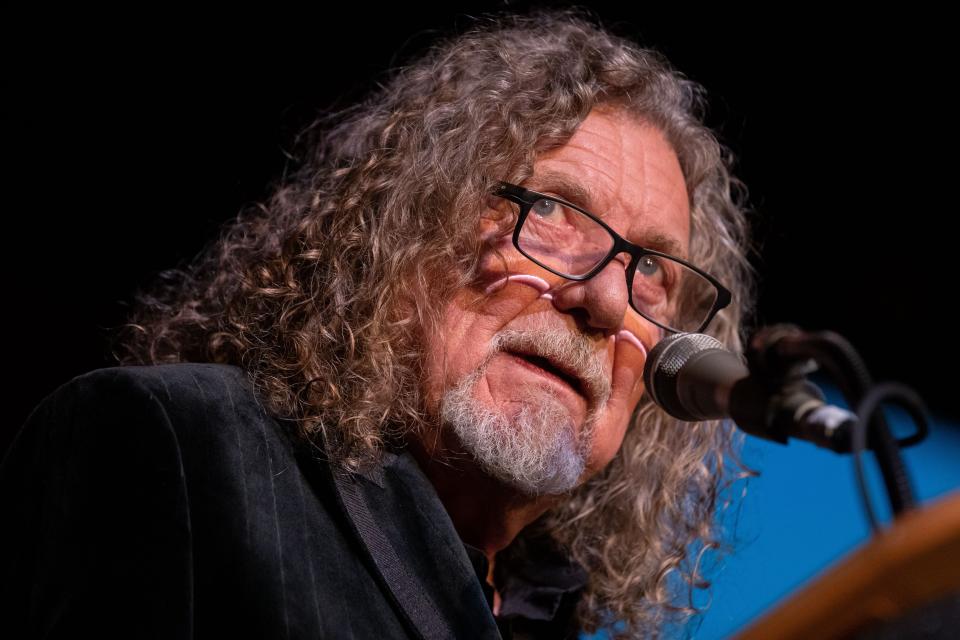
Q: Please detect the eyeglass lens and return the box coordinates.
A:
[515,197,718,332]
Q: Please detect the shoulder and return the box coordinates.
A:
[42,362,259,412]
[5,362,289,474]
[0,364,239,636]
[28,362,269,432]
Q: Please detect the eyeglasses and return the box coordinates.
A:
[490,181,732,334]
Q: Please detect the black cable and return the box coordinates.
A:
[852,382,931,534]
[772,329,918,514]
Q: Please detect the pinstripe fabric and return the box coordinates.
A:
[1,363,502,639]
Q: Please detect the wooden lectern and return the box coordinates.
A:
[734,490,960,639]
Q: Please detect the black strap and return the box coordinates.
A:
[331,465,456,640]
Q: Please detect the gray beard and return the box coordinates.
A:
[440,360,598,497]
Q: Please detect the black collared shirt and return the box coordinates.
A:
[462,534,589,640]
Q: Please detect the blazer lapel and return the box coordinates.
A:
[328,447,502,640]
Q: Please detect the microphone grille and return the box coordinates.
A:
[643,332,724,409]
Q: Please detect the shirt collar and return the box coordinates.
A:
[462,532,589,625]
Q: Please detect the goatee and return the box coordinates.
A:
[439,327,610,496]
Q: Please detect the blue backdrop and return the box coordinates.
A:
[584,375,960,639]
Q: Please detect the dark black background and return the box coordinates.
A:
[6,4,953,455]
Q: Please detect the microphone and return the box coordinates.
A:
[643,332,859,452]
[643,332,748,421]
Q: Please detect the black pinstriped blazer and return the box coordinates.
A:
[1,363,512,639]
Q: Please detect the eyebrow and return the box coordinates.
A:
[529,170,599,211]
[527,170,689,260]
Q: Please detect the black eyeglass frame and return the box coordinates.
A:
[492,181,732,334]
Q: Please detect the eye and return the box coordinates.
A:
[531,198,558,218]
[636,256,663,281]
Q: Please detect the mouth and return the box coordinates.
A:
[505,350,587,400]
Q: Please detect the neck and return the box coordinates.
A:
[408,430,561,562]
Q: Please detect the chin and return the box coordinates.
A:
[441,375,594,497]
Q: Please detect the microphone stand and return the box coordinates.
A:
[736,324,930,532]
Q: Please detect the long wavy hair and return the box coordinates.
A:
[111,9,759,638]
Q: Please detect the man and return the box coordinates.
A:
[1,10,755,640]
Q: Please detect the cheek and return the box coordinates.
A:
[606,331,649,415]
[585,409,632,476]
[421,277,552,408]
[422,297,480,411]
[583,331,649,477]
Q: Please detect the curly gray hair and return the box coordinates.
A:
[112,8,759,638]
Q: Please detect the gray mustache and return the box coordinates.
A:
[487,328,612,409]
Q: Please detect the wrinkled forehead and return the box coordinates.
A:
[525,109,691,259]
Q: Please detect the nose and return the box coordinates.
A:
[550,253,631,332]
